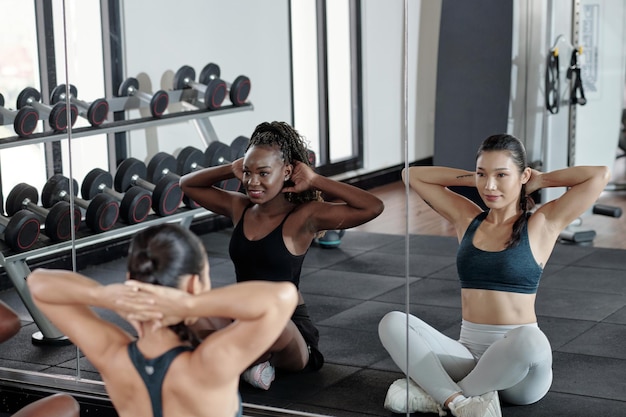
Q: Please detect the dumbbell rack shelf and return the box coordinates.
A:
[0,207,214,345]
[0,102,253,148]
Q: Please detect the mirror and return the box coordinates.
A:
[2,2,413,415]
[2,1,623,416]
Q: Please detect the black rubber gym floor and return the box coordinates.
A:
[1,229,625,416]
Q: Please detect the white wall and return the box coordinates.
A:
[357,0,438,179]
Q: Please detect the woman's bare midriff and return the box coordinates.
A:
[461,288,537,325]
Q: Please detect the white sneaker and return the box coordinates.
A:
[384,378,447,416]
[449,391,502,417]
[242,361,275,390]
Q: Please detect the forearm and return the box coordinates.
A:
[28,269,101,307]
[403,166,476,188]
[185,281,298,322]
[535,166,610,190]
[180,164,235,190]
[310,174,383,212]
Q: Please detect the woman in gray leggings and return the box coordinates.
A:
[379,134,609,417]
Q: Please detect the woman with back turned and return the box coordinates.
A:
[28,223,298,417]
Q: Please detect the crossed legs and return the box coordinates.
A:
[378,311,553,406]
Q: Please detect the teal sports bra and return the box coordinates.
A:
[457,212,543,294]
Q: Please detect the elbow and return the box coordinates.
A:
[401,167,415,185]
[276,282,298,312]
[179,175,190,192]
[599,166,611,185]
[26,269,46,301]
[373,199,385,218]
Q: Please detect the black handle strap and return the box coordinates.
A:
[567,48,587,106]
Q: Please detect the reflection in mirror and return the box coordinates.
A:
[3,1,429,417]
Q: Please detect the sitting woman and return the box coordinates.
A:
[379,134,609,417]
[181,121,384,390]
[28,223,298,417]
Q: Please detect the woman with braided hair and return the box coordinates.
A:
[180,121,384,389]
[378,134,610,417]
[28,223,298,417]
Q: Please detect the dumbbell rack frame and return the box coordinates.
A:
[0,101,253,344]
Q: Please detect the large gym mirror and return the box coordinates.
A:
[0,0,418,414]
[2,1,623,416]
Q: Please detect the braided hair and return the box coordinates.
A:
[247,121,323,204]
[477,134,535,249]
[127,223,206,346]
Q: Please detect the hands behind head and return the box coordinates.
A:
[113,281,192,335]
[282,161,315,194]
[231,158,244,182]
[525,168,542,196]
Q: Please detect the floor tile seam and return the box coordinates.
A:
[539,284,626,297]
[308,254,364,270]
[552,349,626,363]
[546,388,626,403]
[553,346,626,362]
[315,323,380,334]
[309,269,417,283]
[304,265,414,281]
[558,262,626,273]
[300,291,400,302]
[274,401,372,417]
[406,300,463,310]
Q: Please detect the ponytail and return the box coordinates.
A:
[506,184,536,248]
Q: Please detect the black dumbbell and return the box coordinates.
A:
[114,158,183,216]
[5,183,81,242]
[117,78,169,118]
[146,152,200,209]
[41,174,120,234]
[0,93,39,138]
[50,84,109,127]
[16,87,78,132]
[173,64,227,110]
[0,203,41,252]
[198,63,251,107]
[81,168,152,225]
[189,141,245,192]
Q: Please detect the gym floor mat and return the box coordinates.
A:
[0,230,624,416]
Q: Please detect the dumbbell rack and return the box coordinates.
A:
[0,101,254,344]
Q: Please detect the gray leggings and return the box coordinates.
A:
[378,311,553,406]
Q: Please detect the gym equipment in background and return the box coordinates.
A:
[315,229,346,249]
[50,84,109,127]
[16,87,78,132]
[5,183,81,242]
[173,64,228,110]
[41,174,120,234]
[198,63,251,107]
[0,203,40,252]
[117,78,169,118]
[0,93,39,138]
[81,168,152,225]
[146,152,200,209]
[114,158,183,216]
[558,204,623,245]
